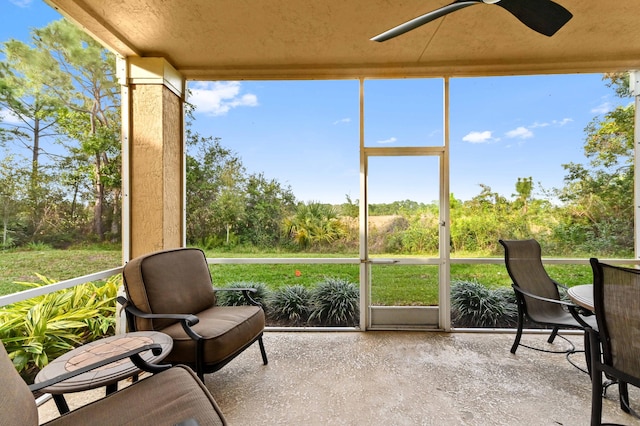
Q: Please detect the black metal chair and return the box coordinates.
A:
[119,247,268,380]
[588,258,640,425]
[499,239,596,360]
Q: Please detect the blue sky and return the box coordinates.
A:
[1,0,627,205]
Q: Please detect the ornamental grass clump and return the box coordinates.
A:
[216,281,270,309]
[450,279,518,328]
[309,278,359,326]
[268,285,312,325]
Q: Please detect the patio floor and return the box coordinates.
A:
[38,330,640,425]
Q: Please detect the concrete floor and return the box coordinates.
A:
[38,331,640,425]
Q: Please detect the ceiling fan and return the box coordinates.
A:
[370,0,573,42]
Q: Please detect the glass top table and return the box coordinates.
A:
[34,331,173,413]
[567,284,594,312]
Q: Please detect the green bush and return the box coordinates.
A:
[450,279,517,328]
[216,281,270,308]
[309,278,359,326]
[0,274,119,382]
[268,285,312,325]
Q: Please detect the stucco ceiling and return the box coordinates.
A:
[44,0,640,80]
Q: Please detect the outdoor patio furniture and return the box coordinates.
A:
[499,239,596,357]
[34,331,173,414]
[588,259,640,425]
[0,338,227,425]
[120,247,268,380]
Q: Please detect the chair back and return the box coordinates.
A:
[499,239,563,320]
[123,248,216,331]
[0,343,38,425]
[590,259,640,379]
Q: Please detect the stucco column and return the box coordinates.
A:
[119,57,186,260]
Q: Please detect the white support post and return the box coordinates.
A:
[440,77,451,331]
[631,71,640,261]
[116,55,130,335]
[358,78,368,331]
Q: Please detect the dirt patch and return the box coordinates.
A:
[341,215,401,231]
[368,215,400,230]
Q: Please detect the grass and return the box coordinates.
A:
[0,247,121,295]
[0,247,594,306]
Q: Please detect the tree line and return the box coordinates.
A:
[0,20,633,257]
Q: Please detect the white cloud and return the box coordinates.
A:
[0,108,21,125]
[377,137,397,144]
[333,118,351,125]
[591,102,612,115]
[462,131,494,143]
[530,121,550,128]
[189,81,258,116]
[554,118,573,126]
[530,118,572,128]
[9,0,32,7]
[505,126,533,139]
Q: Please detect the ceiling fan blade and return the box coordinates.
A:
[495,0,573,36]
[370,1,481,42]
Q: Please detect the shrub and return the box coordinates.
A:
[0,274,119,382]
[268,285,312,325]
[451,279,517,328]
[309,278,359,326]
[216,281,270,309]
[83,275,121,338]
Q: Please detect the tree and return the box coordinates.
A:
[283,202,347,249]
[0,36,64,241]
[0,38,62,182]
[514,176,533,213]
[238,173,296,247]
[0,19,121,242]
[557,73,634,255]
[32,20,121,240]
[214,158,246,245]
[186,134,246,246]
[341,194,359,218]
[0,155,27,249]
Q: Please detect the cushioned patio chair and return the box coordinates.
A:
[0,341,227,426]
[499,239,596,357]
[588,258,640,425]
[120,247,268,380]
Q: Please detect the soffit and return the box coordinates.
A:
[44,0,640,80]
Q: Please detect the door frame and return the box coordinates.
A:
[358,78,451,330]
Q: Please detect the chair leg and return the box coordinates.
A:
[53,394,70,414]
[584,332,592,378]
[196,339,205,381]
[510,310,524,354]
[619,381,630,413]
[589,330,603,426]
[547,326,560,344]
[591,368,604,426]
[258,336,268,365]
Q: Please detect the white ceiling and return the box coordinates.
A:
[45,0,640,80]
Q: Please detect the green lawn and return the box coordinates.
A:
[0,248,594,306]
[0,248,122,295]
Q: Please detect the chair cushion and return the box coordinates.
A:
[161,305,265,366]
[43,365,227,426]
[123,248,216,330]
[0,343,38,426]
